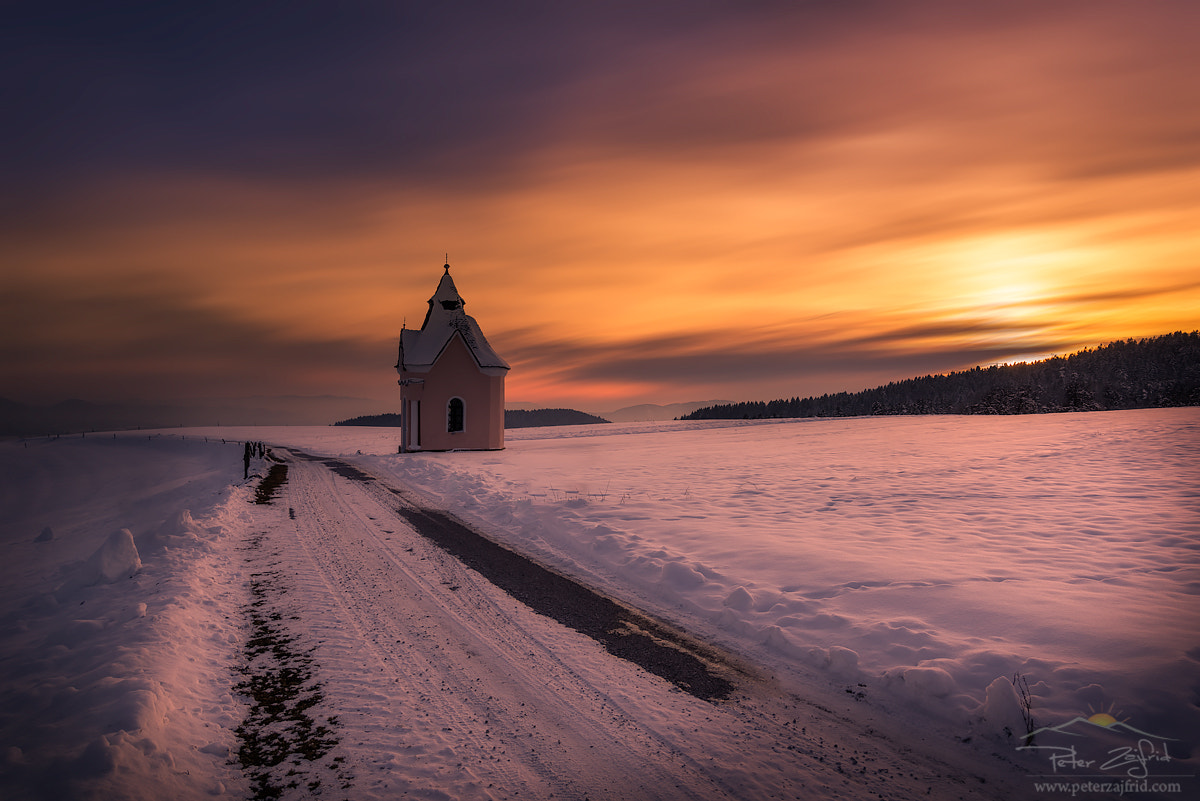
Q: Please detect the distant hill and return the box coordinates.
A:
[334,409,611,429]
[682,332,1200,420]
[596,401,736,422]
[505,409,610,428]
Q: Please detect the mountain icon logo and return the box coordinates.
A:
[1024,714,1174,742]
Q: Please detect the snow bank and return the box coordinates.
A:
[83,528,142,585]
[236,409,1200,755]
[0,435,250,799]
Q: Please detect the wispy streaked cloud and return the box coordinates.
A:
[2,1,1198,415]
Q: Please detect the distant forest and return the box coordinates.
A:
[681,331,1200,420]
[334,408,610,428]
[334,413,404,427]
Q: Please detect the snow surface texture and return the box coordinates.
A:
[0,435,252,799]
[0,410,1196,799]
[244,410,1200,747]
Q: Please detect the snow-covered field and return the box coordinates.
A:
[2,409,1196,799]
[268,411,1200,738]
[0,434,250,799]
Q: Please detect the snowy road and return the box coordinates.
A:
[244,448,1023,800]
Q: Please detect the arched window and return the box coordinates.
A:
[447,397,465,433]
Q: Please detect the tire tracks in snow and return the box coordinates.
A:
[308,453,741,702]
[243,448,1023,801]
[274,449,742,799]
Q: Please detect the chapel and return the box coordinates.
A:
[395,264,510,451]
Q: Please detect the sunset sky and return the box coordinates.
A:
[3,1,1198,419]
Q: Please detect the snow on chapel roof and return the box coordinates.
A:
[396,264,510,374]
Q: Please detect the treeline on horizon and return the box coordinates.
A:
[681,332,1200,421]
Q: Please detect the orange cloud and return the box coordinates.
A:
[2,2,1198,417]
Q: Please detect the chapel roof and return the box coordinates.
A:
[396,264,510,374]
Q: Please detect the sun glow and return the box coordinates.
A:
[940,233,1091,319]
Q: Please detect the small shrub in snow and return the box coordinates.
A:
[1012,671,1037,739]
